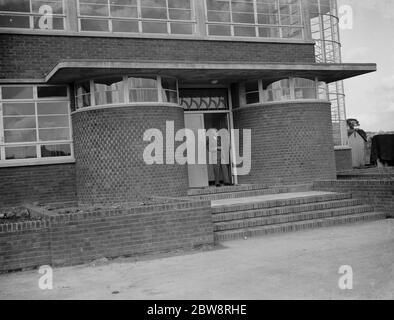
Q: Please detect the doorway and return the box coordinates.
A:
[180,87,234,189]
[184,112,232,188]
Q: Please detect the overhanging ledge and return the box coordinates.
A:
[45,60,377,85]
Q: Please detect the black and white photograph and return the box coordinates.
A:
[0,0,393,306]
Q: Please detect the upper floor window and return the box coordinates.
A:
[78,0,195,35]
[206,0,304,39]
[0,84,73,165]
[0,0,65,30]
[74,75,179,110]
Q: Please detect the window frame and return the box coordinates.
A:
[74,75,180,110]
[0,0,67,31]
[0,84,74,167]
[239,77,328,106]
[205,0,304,39]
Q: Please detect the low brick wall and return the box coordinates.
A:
[0,164,77,208]
[313,180,394,218]
[0,200,214,273]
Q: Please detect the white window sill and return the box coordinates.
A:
[0,158,75,168]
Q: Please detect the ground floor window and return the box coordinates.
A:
[74,75,179,110]
[239,77,328,106]
[0,84,73,165]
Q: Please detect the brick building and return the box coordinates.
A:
[0,0,376,206]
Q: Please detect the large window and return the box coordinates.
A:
[74,75,179,109]
[239,77,327,106]
[0,85,73,165]
[78,0,195,35]
[0,0,65,30]
[206,0,304,39]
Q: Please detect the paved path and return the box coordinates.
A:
[0,220,393,300]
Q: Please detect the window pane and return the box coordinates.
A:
[38,115,69,128]
[128,77,158,88]
[168,0,191,9]
[129,89,159,102]
[39,128,70,141]
[206,0,230,11]
[110,5,138,18]
[234,26,256,37]
[41,144,72,157]
[37,102,69,115]
[170,22,193,34]
[4,116,36,129]
[80,19,109,31]
[37,86,68,98]
[0,0,30,12]
[246,92,259,104]
[142,21,167,33]
[3,103,35,116]
[112,19,139,32]
[245,81,258,93]
[79,4,109,16]
[207,11,231,22]
[32,0,64,14]
[169,9,191,20]
[208,24,231,36]
[5,146,37,160]
[162,90,178,103]
[0,15,30,28]
[33,16,64,30]
[4,130,37,143]
[2,86,33,100]
[141,7,167,19]
[162,77,177,90]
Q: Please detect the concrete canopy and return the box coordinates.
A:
[45,60,377,85]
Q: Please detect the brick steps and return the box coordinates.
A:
[188,184,312,201]
[213,198,364,223]
[212,191,386,242]
[214,204,373,232]
[212,192,351,214]
[215,212,386,242]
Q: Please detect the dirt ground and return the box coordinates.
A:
[0,219,393,300]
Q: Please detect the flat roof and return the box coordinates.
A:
[44,60,377,85]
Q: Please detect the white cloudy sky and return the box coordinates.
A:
[338,0,394,132]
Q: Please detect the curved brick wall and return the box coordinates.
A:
[233,101,336,185]
[72,105,188,204]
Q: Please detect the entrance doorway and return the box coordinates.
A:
[180,88,233,189]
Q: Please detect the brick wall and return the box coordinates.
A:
[233,101,336,185]
[0,164,76,207]
[0,200,214,272]
[335,148,353,172]
[72,105,189,204]
[314,180,394,218]
[0,34,316,79]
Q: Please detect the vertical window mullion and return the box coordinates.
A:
[137,0,142,33]
[123,76,129,103]
[258,80,264,104]
[253,0,259,37]
[0,86,5,161]
[90,80,95,106]
[29,0,34,29]
[157,76,163,103]
[229,0,234,36]
[289,77,295,100]
[165,0,171,34]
